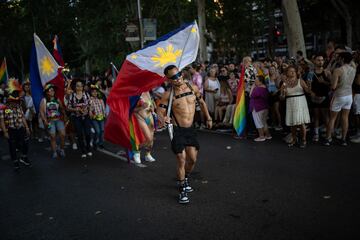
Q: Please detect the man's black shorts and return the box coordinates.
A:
[171,126,200,154]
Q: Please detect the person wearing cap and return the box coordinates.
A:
[0,78,31,170]
[89,85,106,150]
[40,83,67,158]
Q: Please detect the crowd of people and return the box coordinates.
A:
[1,41,360,171]
[181,45,360,149]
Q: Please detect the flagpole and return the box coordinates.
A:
[110,62,119,74]
[166,22,198,140]
[177,21,197,69]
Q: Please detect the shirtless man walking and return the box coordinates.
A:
[158,65,212,204]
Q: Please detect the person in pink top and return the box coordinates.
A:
[190,63,203,96]
[190,63,204,127]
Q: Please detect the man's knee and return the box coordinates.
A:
[176,153,186,166]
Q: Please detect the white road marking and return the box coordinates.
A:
[97,148,147,168]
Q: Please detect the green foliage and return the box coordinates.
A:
[0,0,358,78]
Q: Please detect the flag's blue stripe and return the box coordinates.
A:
[141,21,195,51]
[129,95,140,115]
[29,42,43,113]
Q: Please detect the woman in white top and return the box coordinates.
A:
[324,52,356,146]
[204,68,220,116]
[281,66,313,148]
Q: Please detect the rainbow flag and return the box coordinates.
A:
[0,57,8,84]
[233,65,246,136]
[257,67,270,83]
[129,115,141,152]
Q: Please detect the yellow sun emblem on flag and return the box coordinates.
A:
[151,44,182,67]
[40,56,55,76]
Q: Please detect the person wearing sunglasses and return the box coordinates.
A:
[157,65,212,204]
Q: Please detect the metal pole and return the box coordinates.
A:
[137,0,144,49]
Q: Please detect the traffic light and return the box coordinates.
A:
[274,27,281,37]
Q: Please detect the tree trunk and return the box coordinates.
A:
[330,0,352,48]
[197,0,207,62]
[281,0,306,58]
[267,0,275,58]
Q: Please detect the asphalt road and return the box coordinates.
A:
[1,130,359,240]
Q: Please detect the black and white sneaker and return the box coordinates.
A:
[13,160,20,171]
[184,178,194,193]
[20,157,31,167]
[322,138,332,146]
[178,190,190,204]
[340,139,348,146]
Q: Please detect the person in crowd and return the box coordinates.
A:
[267,64,282,130]
[133,91,157,164]
[221,72,239,127]
[22,81,36,135]
[310,53,331,142]
[0,78,31,170]
[204,68,220,117]
[324,52,356,146]
[182,67,192,82]
[243,56,257,93]
[227,72,239,100]
[152,84,166,107]
[351,63,360,143]
[40,83,67,158]
[281,66,313,148]
[228,63,238,75]
[190,63,204,128]
[64,79,78,150]
[214,80,232,125]
[190,63,203,95]
[67,79,92,158]
[237,56,257,139]
[250,75,271,141]
[219,66,229,80]
[89,85,106,150]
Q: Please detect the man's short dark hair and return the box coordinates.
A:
[164,65,177,76]
[296,50,303,56]
[339,52,353,64]
[314,52,325,59]
[335,44,346,51]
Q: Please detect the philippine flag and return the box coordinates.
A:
[105,21,200,149]
[30,33,64,111]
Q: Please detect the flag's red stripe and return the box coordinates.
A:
[108,60,165,101]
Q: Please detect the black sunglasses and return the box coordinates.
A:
[169,72,182,80]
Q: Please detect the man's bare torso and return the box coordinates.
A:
[171,84,196,128]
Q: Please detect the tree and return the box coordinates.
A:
[330,0,352,48]
[281,0,306,57]
[197,0,207,62]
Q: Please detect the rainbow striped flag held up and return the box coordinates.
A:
[0,57,8,84]
[257,67,270,83]
[233,65,246,136]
